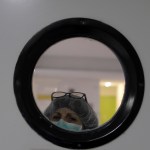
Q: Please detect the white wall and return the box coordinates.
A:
[0,0,150,150]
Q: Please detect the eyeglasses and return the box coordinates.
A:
[51,92,87,102]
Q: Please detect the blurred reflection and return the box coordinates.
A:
[32,37,125,130]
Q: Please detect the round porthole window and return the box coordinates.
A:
[14,18,144,149]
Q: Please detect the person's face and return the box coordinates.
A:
[50,108,82,125]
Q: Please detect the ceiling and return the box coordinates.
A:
[43,37,117,58]
[35,37,123,72]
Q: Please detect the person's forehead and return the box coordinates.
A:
[56,108,77,115]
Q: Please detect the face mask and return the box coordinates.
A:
[52,119,82,132]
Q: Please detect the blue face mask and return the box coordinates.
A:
[52,119,82,132]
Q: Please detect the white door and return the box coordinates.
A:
[0,1,149,150]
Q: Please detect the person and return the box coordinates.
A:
[44,91,98,132]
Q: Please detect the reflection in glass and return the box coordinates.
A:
[32,37,125,131]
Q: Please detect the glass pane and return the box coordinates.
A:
[32,37,125,132]
[52,92,66,98]
[70,93,84,98]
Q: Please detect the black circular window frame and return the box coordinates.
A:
[13,18,144,149]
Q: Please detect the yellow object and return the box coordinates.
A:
[37,94,51,100]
